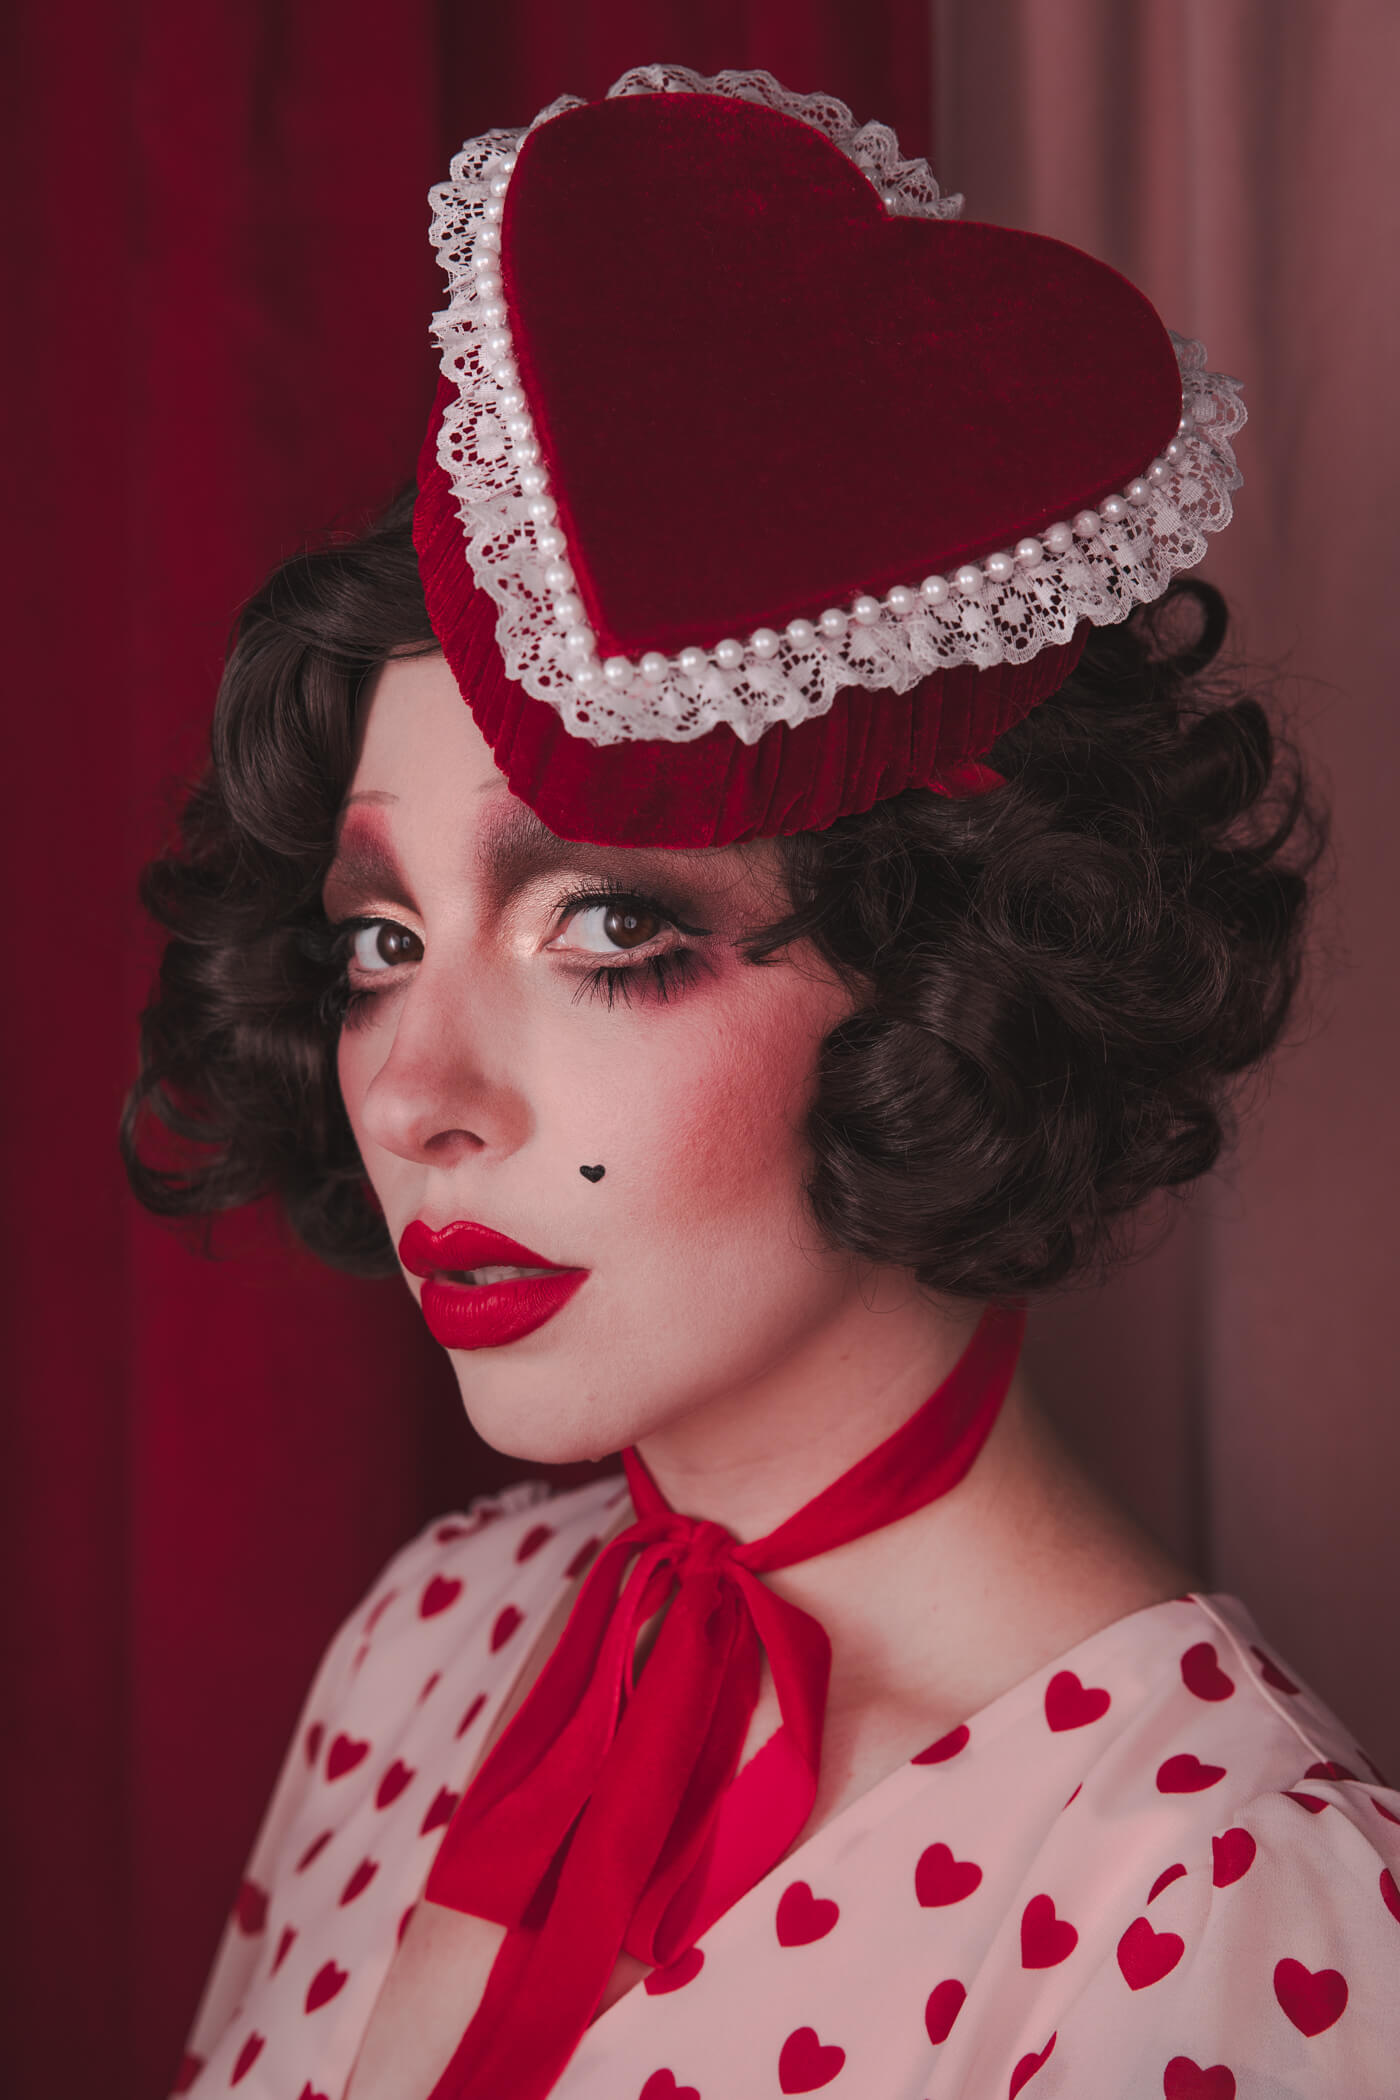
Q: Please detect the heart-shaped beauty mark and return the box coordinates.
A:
[492,1604,524,1651]
[580,1164,605,1182]
[305,1959,349,2012]
[1156,1753,1226,1794]
[517,1523,555,1561]
[1146,1862,1187,1904]
[420,1574,463,1618]
[375,1759,415,1809]
[1163,2057,1236,2099]
[1009,2031,1056,2097]
[339,1857,379,1905]
[778,2026,846,2093]
[272,1925,297,1973]
[915,1841,983,1907]
[230,2033,265,2086]
[233,1878,267,1933]
[326,1732,370,1781]
[639,2073,699,2100]
[1180,1643,1235,1701]
[503,96,1181,657]
[1043,1669,1111,1731]
[1250,1644,1300,1694]
[924,1978,966,2044]
[1380,1868,1400,1924]
[645,1946,705,1995]
[1211,1828,1257,1887]
[912,1722,970,1764]
[775,1880,840,1946]
[421,1787,460,1835]
[1273,1956,1348,2036]
[1117,1915,1185,1989]
[1020,1893,1078,1968]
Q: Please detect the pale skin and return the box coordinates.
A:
[331,651,1198,2098]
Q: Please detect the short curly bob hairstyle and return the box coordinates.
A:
[122,485,1332,1307]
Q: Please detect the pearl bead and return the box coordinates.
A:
[484,332,511,360]
[571,661,599,691]
[475,271,500,300]
[920,575,949,604]
[504,416,530,442]
[1072,510,1100,538]
[1147,458,1170,485]
[490,360,518,388]
[748,627,780,658]
[527,496,556,523]
[678,647,708,676]
[535,526,563,556]
[483,197,504,222]
[489,176,510,198]
[1014,538,1043,567]
[954,564,983,594]
[552,591,582,624]
[1042,522,1073,554]
[640,652,669,684]
[1126,478,1151,505]
[481,301,506,327]
[851,595,881,625]
[603,656,633,687]
[563,627,594,656]
[819,609,847,638]
[513,440,539,464]
[543,560,572,590]
[983,551,1014,581]
[1165,438,1185,462]
[714,638,743,669]
[477,226,500,253]
[1099,495,1127,521]
[500,154,517,173]
[785,619,816,647]
[497,386,524,414]
[886,586,916,615]
[520,467,547,495]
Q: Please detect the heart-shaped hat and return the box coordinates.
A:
[414,63,1245,847]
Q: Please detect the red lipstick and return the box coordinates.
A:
[398,1219,588,1351]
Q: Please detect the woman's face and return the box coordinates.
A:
[326,651,864,1464]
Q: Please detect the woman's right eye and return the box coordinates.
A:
[349,920,424,972]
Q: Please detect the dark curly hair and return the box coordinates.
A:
[121,485,1332,1306]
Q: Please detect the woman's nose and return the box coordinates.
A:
[351,955,531,1168]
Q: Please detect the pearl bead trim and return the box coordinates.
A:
[428,66,1247,749]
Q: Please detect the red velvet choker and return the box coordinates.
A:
[422,1299,1027,2098]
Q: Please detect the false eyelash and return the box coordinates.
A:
[571,948,701,1009]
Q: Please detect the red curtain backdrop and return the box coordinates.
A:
[7,6,1398,2099]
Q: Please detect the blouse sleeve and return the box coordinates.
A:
[1032,1779,1400,2100]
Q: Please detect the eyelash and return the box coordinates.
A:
[321,880,710,1025]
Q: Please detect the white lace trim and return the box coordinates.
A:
[427,63,1246,750]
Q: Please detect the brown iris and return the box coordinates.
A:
[373,924,423,965]
[602,903,660,950]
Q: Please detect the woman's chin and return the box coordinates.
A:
[447,1365,640,1470]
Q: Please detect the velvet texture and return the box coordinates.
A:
[415,87,1178,843]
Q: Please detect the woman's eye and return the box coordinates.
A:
[351,921,423,971]
[554,901,665,954]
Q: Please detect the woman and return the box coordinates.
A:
[125,66,1399,2100]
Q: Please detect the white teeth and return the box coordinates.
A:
[441,1265,557,1286]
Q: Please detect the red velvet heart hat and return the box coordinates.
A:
[413,63,1245,848]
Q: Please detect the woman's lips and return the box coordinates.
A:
[398,1218,588,1351]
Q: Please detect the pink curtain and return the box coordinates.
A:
[6,4,1396,2096]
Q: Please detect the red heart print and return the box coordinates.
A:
[304,1721,324,1768]
[492,1604,524,1651]
[645,1946,705,1994]
[915,1842,983,1907]
[173,2054,203,2093]
[566,1536,602,1580]
[298,2087,332,2100]
[233,1878,267,1933]
[912,1723,970,1764]
[1020,1893,1078,1968]
[375,1759,415,1809]
[419,1672,442,1703]
[517,1523,555,1562]
[1009,2031,1056,2097]
[1163,2057,1236,2099]
[1147,1863,1187,1904]
[1304,1759,1356,1782]
[1381,1868,1400,1924]
[339,1857,379,1905]
[398,1905,416,1944]
[230,2033,264,2085]
[1250,1645,1299,1694]
[363,1589,397,1634]
[326,1732,370,1781]
[1156,1753,1225,1793]
[1062,1783,1082,1809]
[1180,1643,1234,1701]
[924,1978,966,2044]
[778,2027,846,2093]
[435,1520,472,1541]
[1274,1956,1347,2035]
[420,1574,462,1618]
[295,1830,332,1873]
[351,1641,370,1674]
[305,1959,349,2012]
[457,1693,488,1738]
[1281,1790,1328,1814]
[1117,1915,1185,1989]
[1372,1795,1400,1825]
[421,1786,460,1835]
[639,2074,699,2100]
[1210,1828,1256,1887]
[1044,1670,1111,1731]
[272,1925,297,1973]
[776,1880,840,1945]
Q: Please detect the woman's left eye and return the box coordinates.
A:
[549,900,668,955]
